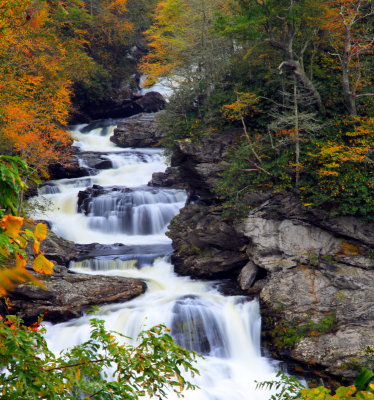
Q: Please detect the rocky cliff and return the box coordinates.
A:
[166,131,374,381]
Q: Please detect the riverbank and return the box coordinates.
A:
[160,131,374,382]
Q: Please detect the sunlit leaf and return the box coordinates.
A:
[0,215,24,239]
[33,253,54,275]
[34,223,47,242]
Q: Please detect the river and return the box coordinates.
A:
[33,117,279,400]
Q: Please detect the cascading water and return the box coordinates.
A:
[32,116,279,400]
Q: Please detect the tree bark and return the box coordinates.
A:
[278,60,325,113]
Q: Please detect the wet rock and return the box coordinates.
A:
[148,167,186,189]
[72,89,165,122]
[79,152,113,170]
[48,161,90,180]
[9,266,146,324]
[24,220,77,267]
[110,112,166,148]
[134,91,166,113]
[238,261,258,290]
[167,204,248,278]
[74,243,173,261]
[170,130,240,203]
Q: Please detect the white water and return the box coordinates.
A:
[33,118,278,399]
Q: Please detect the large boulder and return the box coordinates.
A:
[170,130,241,203]
[167,204,248,279]
[148,166,186,189]
[71,89,166,122]
[110,112,166,148]
[9,266,146,324]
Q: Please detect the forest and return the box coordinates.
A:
[1,0,374,399]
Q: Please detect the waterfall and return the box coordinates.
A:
[33,117,278,400]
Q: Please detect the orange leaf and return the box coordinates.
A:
[33,253,54,275]
[33,240,40,254]
[34,223,47,242]
[0,215,24,239]
[15,252,27,269]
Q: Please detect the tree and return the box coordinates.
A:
[0,316,199,399]
[0,0,76,177]
[321,0,374,115]
[267,78,322,186]
[141,0,233,95]
[0,156,54,296]
[214,0,326,113]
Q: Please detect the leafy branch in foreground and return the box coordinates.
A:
[255,371,305,400]
[0,316,200,400]
[256,369,374,400]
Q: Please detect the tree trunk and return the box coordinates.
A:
[293,78,300,187]
[342,26,357,115]
[278,60,325,113]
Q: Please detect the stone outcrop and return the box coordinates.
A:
[148,166,186,189]
[167,123,374,380]
[170,129,241,203]
[9,266,146,324]
[71,89,166,122]
[167,204,248,279]
[110,112,166,148]
[237,194,374,378]
[48,160,90,180]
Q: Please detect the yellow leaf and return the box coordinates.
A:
[33,240,40,254]
[15,252,27,268]
[33,253,54,275]
[34,223,47,242]
[0,246,10,258]
[0,215,24,239]
[75,368,80,381]
[16,235,28,249]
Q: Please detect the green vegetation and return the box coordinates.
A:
[143,0,374,221]
[256,369,374,400]
[271,315,337,350]
[0,315,199,399]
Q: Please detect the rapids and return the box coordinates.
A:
[33,117,279,399]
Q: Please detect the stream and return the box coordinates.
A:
[33,117,279,400]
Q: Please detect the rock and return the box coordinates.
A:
[239,215,344,273]
[170,130,240,203]
[236,194,374,378]
[78,152,113,170]
[48,161,91,180]
[294,327,374,378]
[72,89,166,122]
[148,167,186,189]
[110,112,166,148]
[238,261,258,290]
[24,220,77,267]
[9,267,146,324]
[134,91,166,113]
[167,204,248,278]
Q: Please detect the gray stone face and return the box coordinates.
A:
[110,112,166,148]
[238,261,258,290]
[236,195,374,378]
[240,215,343,272]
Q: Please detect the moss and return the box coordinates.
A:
[271,314,338,350]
